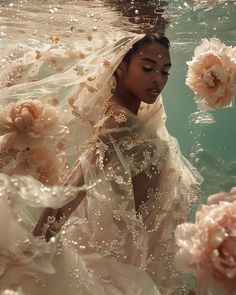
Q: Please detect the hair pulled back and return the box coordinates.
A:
[122,34,170,64]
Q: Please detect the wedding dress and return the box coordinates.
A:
[0,31,202,295]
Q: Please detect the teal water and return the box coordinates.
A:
[0,1,236,294]
[163,1,236,197]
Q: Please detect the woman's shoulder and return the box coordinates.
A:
[103,103,139,129]
[98,104,140,143]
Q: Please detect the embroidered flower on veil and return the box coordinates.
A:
[186,38,236,110]
[175,187,236,295]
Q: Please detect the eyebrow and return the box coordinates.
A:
[141,58,172,67]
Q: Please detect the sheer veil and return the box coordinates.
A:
[0,30,201,183]
[0,32,145,176]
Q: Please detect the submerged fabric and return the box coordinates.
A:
[0,31,202,295]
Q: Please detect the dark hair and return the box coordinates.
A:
[122,34,170,64]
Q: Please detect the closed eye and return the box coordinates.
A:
[162,71,170,76]
[142,67,153,72]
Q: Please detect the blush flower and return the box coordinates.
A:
[175,187,236,295]
[0,99,65,150]
[6,147,65,185]
[186,38,236,110]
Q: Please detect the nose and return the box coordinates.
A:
[151,70,162,83]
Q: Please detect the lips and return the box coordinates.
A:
[147,88,160,96]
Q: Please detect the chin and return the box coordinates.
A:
[141,95,159,104]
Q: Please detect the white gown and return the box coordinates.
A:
[0,32,202,295]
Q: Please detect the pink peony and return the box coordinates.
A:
[7,147,64,185]
[208,187,236,205]
[0,99,64,150]
[186,38,236,110]
[175,187,236,295]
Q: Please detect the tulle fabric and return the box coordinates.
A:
[0,174,80,294]
[0,30,202,295]
[60,100,202,294]
[0,175,160,295]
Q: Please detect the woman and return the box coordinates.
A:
[31,34,201,294]
[0,33,201,294]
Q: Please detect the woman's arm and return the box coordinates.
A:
[33,161,86,241]
[33,107,132,241]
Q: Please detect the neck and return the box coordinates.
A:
[110,83,141,115]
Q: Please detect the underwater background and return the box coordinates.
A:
[0,1,235,293]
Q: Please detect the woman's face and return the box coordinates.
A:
[119,42,171,104]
